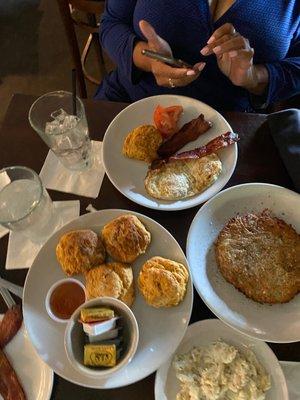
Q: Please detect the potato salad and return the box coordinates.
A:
[173,341,271,400]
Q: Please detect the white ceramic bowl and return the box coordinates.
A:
[155,320,288,400]
[64,297,139,379]
[45,278,86,323]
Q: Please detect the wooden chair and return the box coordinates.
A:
[56,0,106,98]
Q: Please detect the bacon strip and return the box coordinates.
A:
[0,306,25,399]
[0,348,26,400]
[151,132,239,170]
[170,131,239,160]
[0,305,23,349]
[157,114,212,158]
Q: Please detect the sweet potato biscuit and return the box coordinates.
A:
[85,262,135,307]
[121,282,135,307]
[56,230,106,276]
[215,211,300,304]
[138,256,189,307]
[101,214,151,263]
[122,125,163,163]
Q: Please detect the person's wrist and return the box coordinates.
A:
[242,65,269,95]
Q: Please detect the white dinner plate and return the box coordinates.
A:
[103,95,237,211]
[23,209,193,389]
[187,183,300,343]
[155,319,288,400]
[0,316,53,400]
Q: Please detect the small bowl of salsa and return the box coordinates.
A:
[45,278,86,323]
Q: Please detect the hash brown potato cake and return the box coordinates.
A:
[85,262,134,307]
[101,214,151,263]
[56,230,106,276]
[138,256,189,307]
[215,211,300,304]
[122,124,163,162]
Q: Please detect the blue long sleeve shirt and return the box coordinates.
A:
[95,0,300,112]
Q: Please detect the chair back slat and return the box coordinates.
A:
[56,0,106,96]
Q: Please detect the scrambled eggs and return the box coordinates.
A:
[173,341,271,400]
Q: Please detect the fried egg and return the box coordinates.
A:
[144,153,222,200]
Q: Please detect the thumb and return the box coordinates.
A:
[139,20,161,49]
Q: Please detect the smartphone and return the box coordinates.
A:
[141,49,193,69]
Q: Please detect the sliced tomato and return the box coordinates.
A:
[153,105,183,138]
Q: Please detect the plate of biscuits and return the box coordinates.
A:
[23,209,193,388]
[102,94,238,211]
[187,183,300,343]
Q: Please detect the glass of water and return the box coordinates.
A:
[0,166,61,243]
[29,91,92,171]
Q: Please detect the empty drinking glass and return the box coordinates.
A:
[29,91,92,171]
[0,166,61,243]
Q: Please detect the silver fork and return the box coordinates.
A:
[0,277,23,299]
[0,286,16,309]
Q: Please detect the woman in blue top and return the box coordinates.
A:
[95,1,300,112]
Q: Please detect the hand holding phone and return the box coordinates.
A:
[141,49,193,69]
[138,20,205,88]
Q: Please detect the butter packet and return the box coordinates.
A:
[84,344,116,367]
[99,337,123,349]
[80,307,114,323]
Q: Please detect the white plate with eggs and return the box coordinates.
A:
[102,94,237,211]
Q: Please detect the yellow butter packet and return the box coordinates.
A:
[80,307,114,323]
[84,344,116,367]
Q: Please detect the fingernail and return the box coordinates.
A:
[213,45,221,54]
[186,70,196,76]
[229,50,238,58]
[198,62,206,71]
[200,46,209,55]
[207,35,215,44]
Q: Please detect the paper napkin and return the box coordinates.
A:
[5,200,80,270]
[0,225,9,239]
[39,141,105,198]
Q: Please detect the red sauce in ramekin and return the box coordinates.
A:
[50,281,85,320]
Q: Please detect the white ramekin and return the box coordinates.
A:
[64,297,139,378]
[45,278,86,323]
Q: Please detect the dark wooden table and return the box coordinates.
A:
[0,94,299,399]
